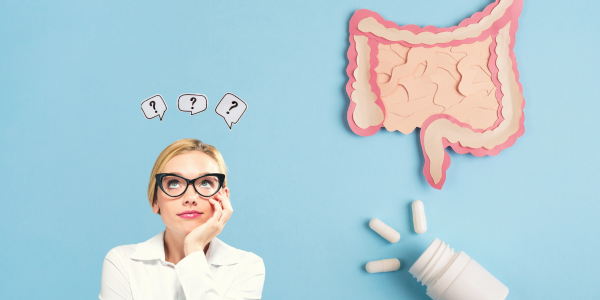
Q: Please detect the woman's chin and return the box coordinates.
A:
[166,216,210,235]
[179,220,207,231]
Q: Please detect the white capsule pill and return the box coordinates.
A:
[366,258,401,273]
[412,200,427,234]
[369,218,400,243]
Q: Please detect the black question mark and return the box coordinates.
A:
[190,97,196,110]
[149,101,157,113]
[227,101,238,114]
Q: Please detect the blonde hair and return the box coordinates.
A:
[148,139,227,214]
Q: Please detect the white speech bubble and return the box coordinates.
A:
[141,95,167,121]
[177,94,208,115]
[215,93,247,130]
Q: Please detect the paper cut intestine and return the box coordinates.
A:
[346,0,525,189]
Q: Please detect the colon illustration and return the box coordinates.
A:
[346,0,525,189]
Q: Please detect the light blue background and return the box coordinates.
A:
[1,0,598,299]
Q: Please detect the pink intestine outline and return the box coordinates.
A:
[346,0,525,189]
[346,37,385,136]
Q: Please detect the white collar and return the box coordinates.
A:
[130,230,243,266]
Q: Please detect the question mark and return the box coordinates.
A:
[190,97,196,110]
[227,101,238,114]
[149,101,157,113]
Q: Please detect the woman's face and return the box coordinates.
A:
[152,151,228,236]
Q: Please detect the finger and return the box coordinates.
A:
[204,199,221,224]
[217,202,231,223]
[210,197,223,213]
[214,192,227,209]
[220,208,232,225]
[208,199,223,221]
[214,193,232,224]
[220,193,233,211]
[214,191,233,216]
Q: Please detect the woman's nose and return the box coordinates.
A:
[183,186,198,205]
[183,198,197,205]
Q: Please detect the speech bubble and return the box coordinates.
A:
[141,95,167,121]
[177,94,208,115]
[215,93,248,130]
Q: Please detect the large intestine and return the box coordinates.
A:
[346,0,525,189]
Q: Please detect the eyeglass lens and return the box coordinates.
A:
[161,175,221,197]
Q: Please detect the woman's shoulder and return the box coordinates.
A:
[104,243,138,261]
[103,231,164,262]
[211,238,264,267]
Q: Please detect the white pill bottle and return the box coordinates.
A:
[409,238,509,300]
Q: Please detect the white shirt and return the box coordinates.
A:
[99,231,265,300]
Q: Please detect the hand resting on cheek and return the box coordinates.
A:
[184,189,233,257]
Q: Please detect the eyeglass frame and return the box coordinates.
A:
[154,173,226,198]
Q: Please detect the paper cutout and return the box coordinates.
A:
[215,93,248,130]
[141,94,167,121]
[346,0,525,189]
[177,94,208,115]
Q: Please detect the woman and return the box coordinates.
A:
[99,139,265,299]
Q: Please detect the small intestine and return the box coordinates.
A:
[376,37,499,134]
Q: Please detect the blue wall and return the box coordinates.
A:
[1,0,598,299]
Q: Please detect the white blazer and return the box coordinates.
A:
[99,231,265,300]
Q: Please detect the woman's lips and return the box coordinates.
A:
[178,211,202,219]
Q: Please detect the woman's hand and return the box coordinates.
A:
[183,189,233,257]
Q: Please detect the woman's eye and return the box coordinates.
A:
[168,180,181,189]
[199,180,213,188]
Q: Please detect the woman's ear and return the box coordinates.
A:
[222,187,230,199]
[152,200,160,214]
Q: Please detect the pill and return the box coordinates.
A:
[369,218,400,243]
[366,258,401,273]
[412,200,427,234]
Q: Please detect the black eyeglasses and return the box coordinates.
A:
[155,173,225,198]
